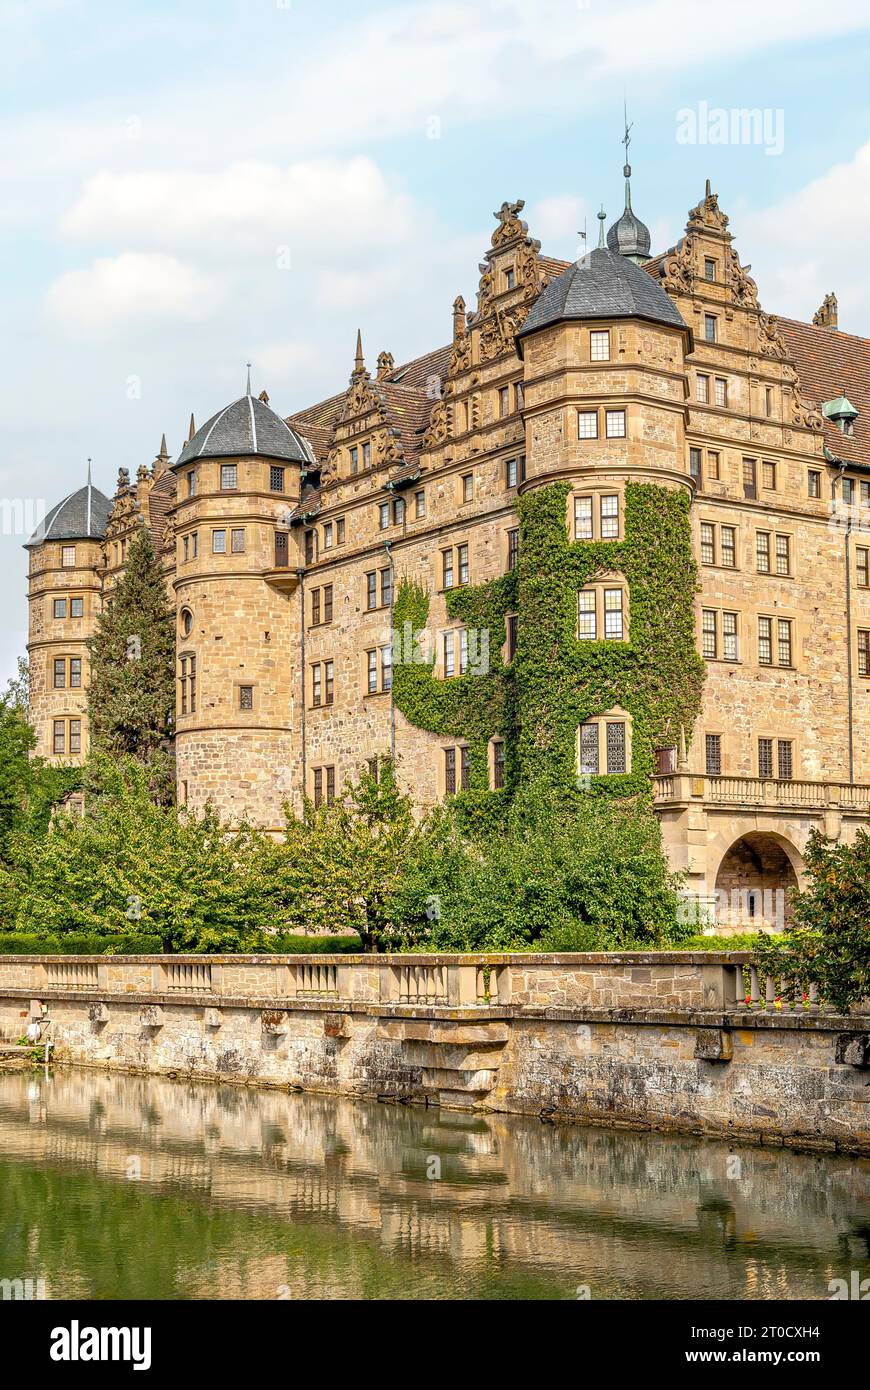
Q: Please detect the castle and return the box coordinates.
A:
[25,164,870,927]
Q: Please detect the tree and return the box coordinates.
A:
[0,757,278,952]
[277,761,428,952]
[0,689,36,859]
[755,828,870,1013]
[87,525,175,797]
[404,784,689,953]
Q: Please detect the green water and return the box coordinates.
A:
[0,1068,868,1300]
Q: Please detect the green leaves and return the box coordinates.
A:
[755,828,870,1012]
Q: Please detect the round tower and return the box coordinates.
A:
[25,474,111,763]
[172,379,315,829]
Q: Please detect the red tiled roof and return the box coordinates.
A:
[778,317,870,469]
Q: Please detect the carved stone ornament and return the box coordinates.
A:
[687,180,730,235]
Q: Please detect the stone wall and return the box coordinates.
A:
[1,953,868,1154]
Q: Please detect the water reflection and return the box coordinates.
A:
[0,1069,868,1300]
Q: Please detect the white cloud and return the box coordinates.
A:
[60,157,417,255]
[739,141,870,330]
[45,252,217,338]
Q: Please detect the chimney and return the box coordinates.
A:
[812,292,838,330]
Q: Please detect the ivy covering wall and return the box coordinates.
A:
[392,480,704,811]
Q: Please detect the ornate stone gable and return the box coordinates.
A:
[470,200,549,363]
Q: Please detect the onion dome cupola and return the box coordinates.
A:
[25,467,112,548]
[606,114,651,265]
[516,245,688,355]
[176,368,316,467]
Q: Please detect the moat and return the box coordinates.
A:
[0,1069,868,1301]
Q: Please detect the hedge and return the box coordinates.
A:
[0,932,363,956]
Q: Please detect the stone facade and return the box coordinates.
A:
[25,181,870,917]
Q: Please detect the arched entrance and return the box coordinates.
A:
[714,832,801,933]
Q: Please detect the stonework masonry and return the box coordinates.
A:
[25,181,870,920]
[1,953,868,1155]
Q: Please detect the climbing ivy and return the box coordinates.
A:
[393,480,705,814]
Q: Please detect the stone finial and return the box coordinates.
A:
[258,389,270,405]
[351,328,368,382]
[452,295,466,341]
[376,350,394,381]
[812,292,838,329]
[136,463,149,482]
[188,413,196,442]
[116,467,130,494]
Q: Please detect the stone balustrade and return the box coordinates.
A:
[654,772,870,813]
[0,951,857,1019]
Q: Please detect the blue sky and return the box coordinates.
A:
[2,0,870,685]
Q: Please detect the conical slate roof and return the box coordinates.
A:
[177,393,316,467]
[517,247,686,353]
[26,480,112,548]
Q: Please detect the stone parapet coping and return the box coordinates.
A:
[0,951,756,965]
[2,985,867,1029]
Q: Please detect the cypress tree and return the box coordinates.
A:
[87,524,175,794]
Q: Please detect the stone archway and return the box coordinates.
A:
[714,832,801,933]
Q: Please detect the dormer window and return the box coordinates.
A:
[704,258,716,282]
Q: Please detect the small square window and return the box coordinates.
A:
[212,529,227,554]
[270,466,284,492]
[61,546,76,567]
[220,464,237,490]
[577,410,598,439]
[605,410,626,439]
[239,685,253,710]
[590,330,610,361]
[53,598,67,619]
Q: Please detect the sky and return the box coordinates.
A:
[2,0,870,685]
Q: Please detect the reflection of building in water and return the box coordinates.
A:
[0,1069,868,1300]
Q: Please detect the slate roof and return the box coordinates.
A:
[516,246,687,351]
[778,318,870,469]
[26,481,112,548]
[177,394,316,467]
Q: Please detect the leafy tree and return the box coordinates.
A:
[0,757,278,952]
[277,760,428,952]
[755,828,870,1013]
[0,689,37,859]
[402,784,689,952]
[87,525,175,796]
